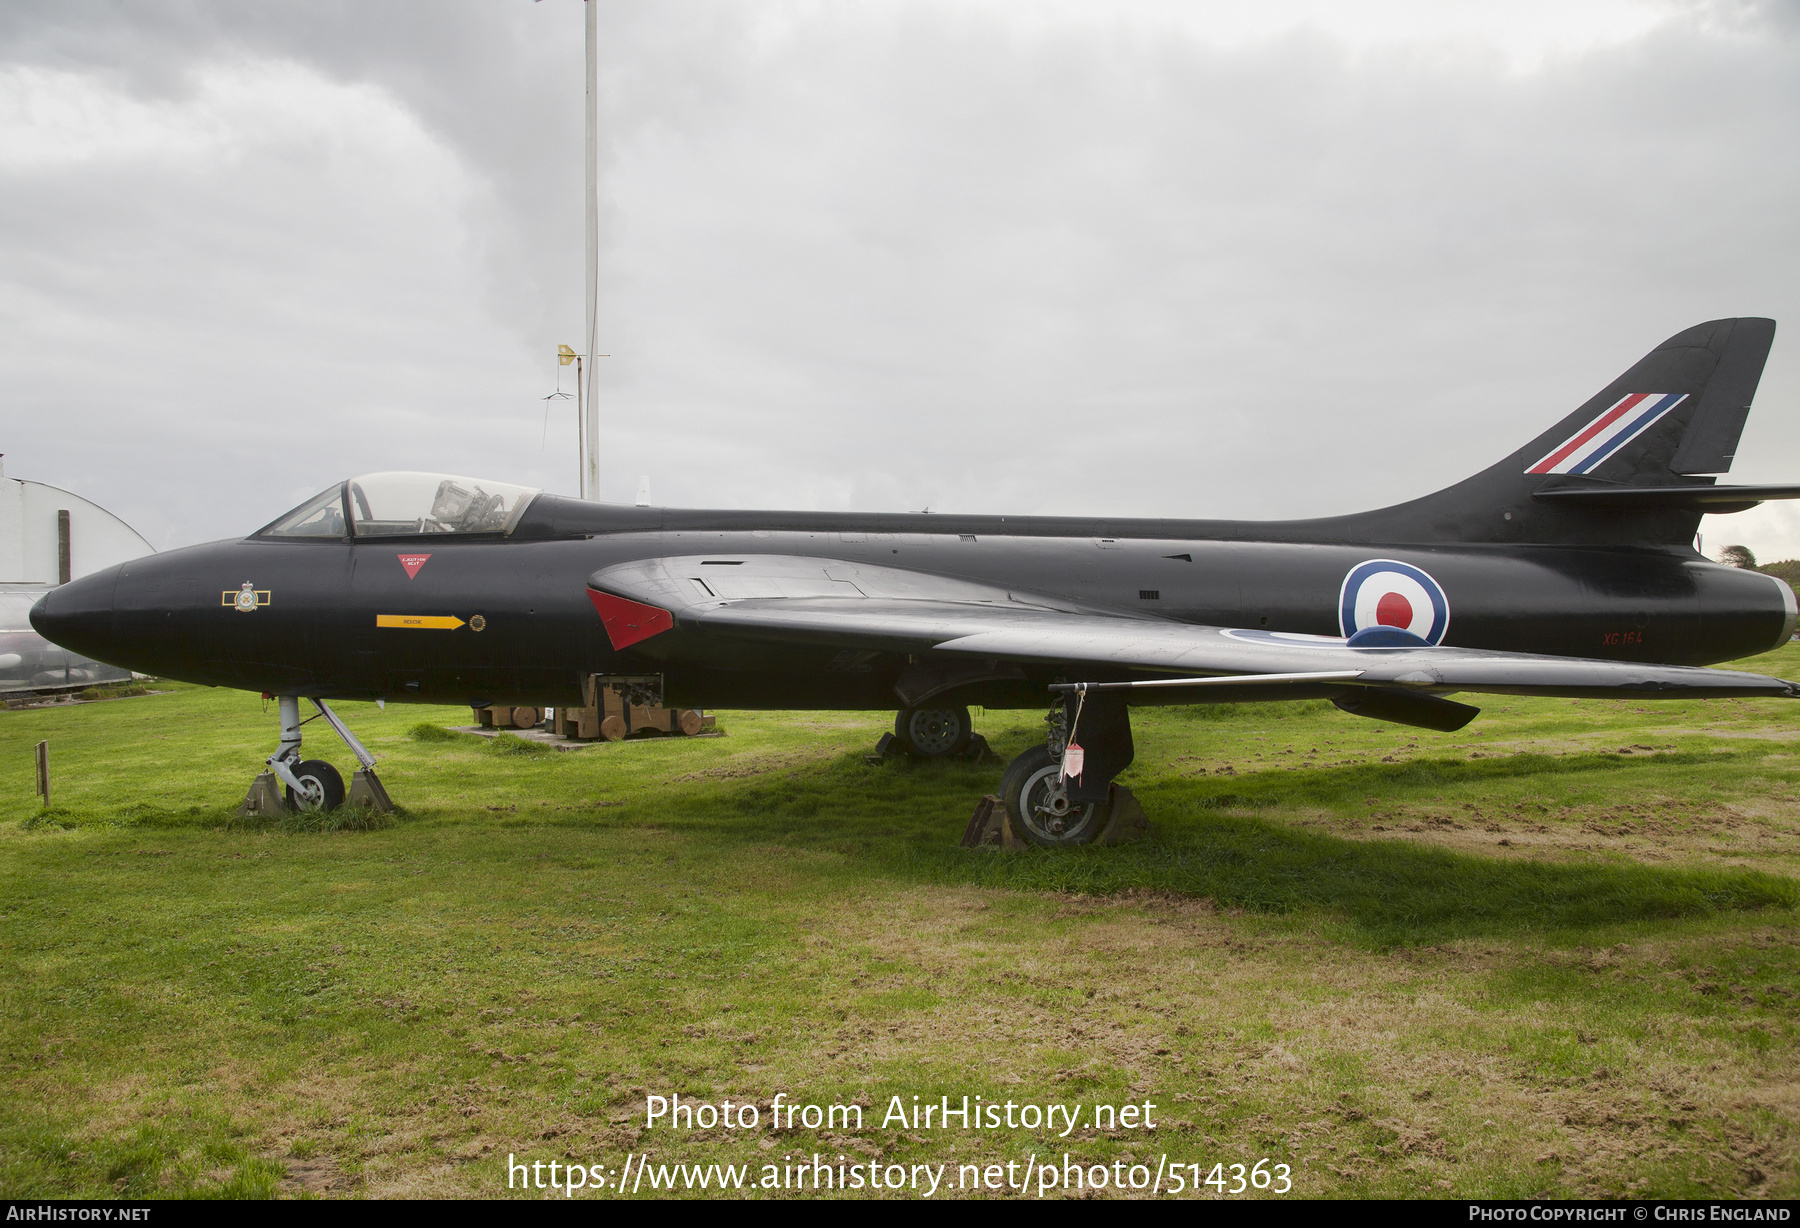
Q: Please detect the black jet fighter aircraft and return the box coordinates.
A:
[31,317,1800,844]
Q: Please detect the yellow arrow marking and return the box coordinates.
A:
[376,614,466,630]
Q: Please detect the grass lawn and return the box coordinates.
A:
[4,645,1800,1199]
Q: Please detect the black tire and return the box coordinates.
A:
[1000,745,1110,847]
[285,759,346,812]
[894,705,972,758]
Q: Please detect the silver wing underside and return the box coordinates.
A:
[592,555,1798,701]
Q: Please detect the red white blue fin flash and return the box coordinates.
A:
[1526,393,1688,475]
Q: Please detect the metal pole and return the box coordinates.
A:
[35,740,48,807]
[574,354,585,495]
[583,0,601,502]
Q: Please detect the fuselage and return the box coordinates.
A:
[30,492,1795,711]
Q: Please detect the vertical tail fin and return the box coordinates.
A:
[1345,318,1776,547]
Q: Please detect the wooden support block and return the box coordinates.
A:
[959,794,1026,850]
[510,706,539,729]
[998,809,1027,850]
[960,794,1000,847]
[677,709,704,736]
[577,706,600,740]
[627,704,668,733]
[600,714,626,741]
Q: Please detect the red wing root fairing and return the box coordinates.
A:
[29,319,1800,845]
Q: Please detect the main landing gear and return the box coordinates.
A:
[240,696,393,816]
[998,690,1135,847]
[893,704,973,758]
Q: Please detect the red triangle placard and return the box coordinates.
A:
[398,553,431,579]
[587,589,674,649]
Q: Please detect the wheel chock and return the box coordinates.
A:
[960,794,1027,850]
[349,768,394,813]
[1094,785,1153,846]
[237,771,286,819]
[864,731,899,765]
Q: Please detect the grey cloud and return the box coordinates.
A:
[1,1,1797,555]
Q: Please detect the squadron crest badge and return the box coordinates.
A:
[223,581,271,612]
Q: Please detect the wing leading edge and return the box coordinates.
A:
[591,555,1799,702]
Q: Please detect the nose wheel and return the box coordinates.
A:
[284,759,346,812]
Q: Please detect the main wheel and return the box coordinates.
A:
[285,759,346,812]
[894,705,972,758]
[1000,745,1110,847]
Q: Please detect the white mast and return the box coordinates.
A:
[582,0,601,500]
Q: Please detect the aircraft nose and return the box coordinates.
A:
[30,566,120,662]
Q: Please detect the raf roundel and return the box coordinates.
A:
[1338,559,1449,645]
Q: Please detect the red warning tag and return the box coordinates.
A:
[398,553,431,579]
[1060,742,1084,782]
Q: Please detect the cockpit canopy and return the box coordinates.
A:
[258,472,541,540]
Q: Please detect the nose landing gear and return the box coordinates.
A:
[240,695,392,817]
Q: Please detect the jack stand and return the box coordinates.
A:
[312,698,394,813]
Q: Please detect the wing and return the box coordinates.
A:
[591,555,1798,700]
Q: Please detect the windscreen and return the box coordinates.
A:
[346,472,539,537]
[259,485,348,538]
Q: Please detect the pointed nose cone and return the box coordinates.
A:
[30,565,120,664]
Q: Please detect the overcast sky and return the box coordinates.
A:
[3,0,1799,560]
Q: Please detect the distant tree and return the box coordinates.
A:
[1720,544,1757,569]
[1758,558,1800,587]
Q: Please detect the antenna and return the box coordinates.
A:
[557,344,607,498]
